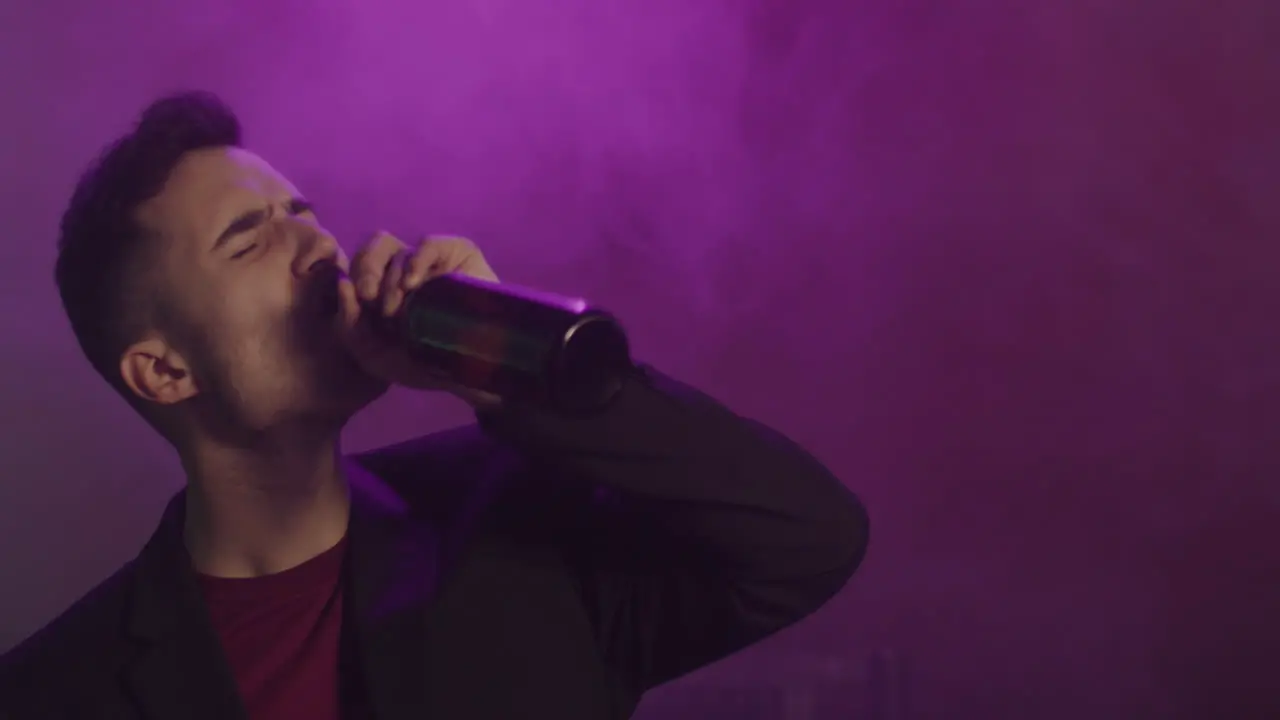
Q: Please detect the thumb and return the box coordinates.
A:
[335,274,388,361]
[336,274,362,335]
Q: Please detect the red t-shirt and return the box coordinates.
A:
[198,538,348,720]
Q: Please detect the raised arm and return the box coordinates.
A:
[479,365,869,691]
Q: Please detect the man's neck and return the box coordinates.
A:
[180,430,351,579]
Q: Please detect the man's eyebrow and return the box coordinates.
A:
[211,197,312,249]
[213,208,268,249]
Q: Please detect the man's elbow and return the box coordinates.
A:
[808,486,870,603]
[756,423,870,589]
[833,488,870,579]
[729,492,868,648]
[756,484,870,626]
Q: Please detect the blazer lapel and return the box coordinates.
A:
[343,460,440,720]
[122,492,248,720]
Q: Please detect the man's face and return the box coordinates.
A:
[135,146,385,433]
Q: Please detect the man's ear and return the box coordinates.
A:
[119,337,199,406]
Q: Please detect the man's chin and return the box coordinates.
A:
[293,348,385,420]
[334,360,390,411]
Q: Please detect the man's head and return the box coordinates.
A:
[56,92,383,446]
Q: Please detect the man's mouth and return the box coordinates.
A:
[306,265,344,320]
[317,279,340,319]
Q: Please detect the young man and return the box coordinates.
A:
[0,92,869,719]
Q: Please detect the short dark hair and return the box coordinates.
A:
[55,91,242,401]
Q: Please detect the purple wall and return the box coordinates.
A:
[1,0,1277,717]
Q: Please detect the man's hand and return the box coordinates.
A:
[336,233,502,407]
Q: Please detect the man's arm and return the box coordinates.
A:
[479,365,869,691]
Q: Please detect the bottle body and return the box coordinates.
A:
[394,273,632,411]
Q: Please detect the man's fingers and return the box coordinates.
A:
[347,232,496,330]
[403,236,477,290]
[379,251,408,316]
[402,245,437,290]
[335,273,362,333]
[351,232,404,302]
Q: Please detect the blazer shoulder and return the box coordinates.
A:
[352,423,501,478]
[0,561,136,699]
[349,423,521,522]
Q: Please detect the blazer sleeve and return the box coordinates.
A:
[478,365,869,691]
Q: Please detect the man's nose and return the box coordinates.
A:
[291,226,346,278]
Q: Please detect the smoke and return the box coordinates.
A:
[3,0,1279,716]
[234,0,758,308]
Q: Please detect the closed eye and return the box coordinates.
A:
[230,244,257,260]
[213,197,314,253]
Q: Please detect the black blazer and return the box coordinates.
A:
[0,368,868,719]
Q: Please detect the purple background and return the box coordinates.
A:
[1,0,1278,717]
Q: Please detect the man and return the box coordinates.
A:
[0,92,868,719]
